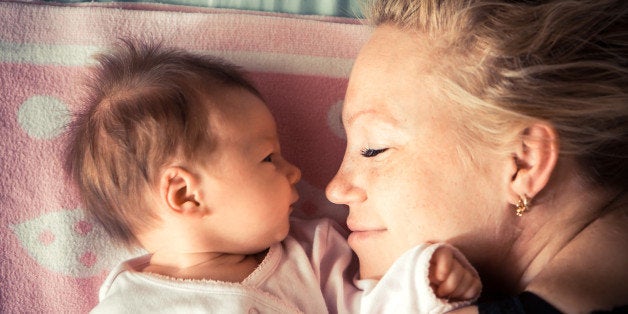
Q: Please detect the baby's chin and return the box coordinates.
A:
[241,223,291,255]
[274,219,292,242]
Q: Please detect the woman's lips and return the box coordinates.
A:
[346,219,386,233]
[347,226,387,246]
[346,216,387,245]
[347,232,384,253]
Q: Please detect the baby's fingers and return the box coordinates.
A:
[429,246,455,284]
[435,259,465,298]
[448,268,481,301]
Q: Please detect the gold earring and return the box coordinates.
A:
[515,195,530,216]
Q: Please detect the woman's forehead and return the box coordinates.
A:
[343,27,458,130]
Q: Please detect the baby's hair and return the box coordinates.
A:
[65,39,261,248]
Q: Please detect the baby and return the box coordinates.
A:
[65,40,481,313]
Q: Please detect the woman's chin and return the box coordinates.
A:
[356,259,387,281]
[350,234,396,280]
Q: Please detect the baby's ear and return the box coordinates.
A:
[159,166,202,215]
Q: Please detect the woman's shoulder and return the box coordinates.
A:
[477,292,560,314]
[478,292,628,314]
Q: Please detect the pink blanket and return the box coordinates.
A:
[0,1,369,312]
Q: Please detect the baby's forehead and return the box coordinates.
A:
[197,111,277,166]
[201,90,276,139]
[198,85,263,111]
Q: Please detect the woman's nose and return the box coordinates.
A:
[326,168,365,205]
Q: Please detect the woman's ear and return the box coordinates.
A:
[508,123,559,202]
[159,166,202,215]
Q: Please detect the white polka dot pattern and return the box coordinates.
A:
[17,95,70,140]
[10,208,143,277]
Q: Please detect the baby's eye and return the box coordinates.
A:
[262,154,273,162]
[360,148,388,158]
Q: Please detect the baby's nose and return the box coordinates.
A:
[286,161,301,185]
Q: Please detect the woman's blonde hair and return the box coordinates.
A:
[366,0,627,189]
[65,40,261,248]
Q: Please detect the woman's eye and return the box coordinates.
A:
[360,148,388,158]
[262,154,273,162]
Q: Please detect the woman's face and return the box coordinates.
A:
[326,25,512,280]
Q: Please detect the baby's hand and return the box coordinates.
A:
[428,246,481,302]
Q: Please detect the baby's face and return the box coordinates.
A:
[195,88,301,254]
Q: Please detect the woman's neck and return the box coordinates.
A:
[524,190,627,312]
[518,189,618,286]
[502,161,622,292]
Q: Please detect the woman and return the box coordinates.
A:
[326,0,627,312]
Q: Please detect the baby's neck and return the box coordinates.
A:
[141,249,268,282]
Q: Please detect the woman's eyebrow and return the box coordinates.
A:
[346,109,399,126]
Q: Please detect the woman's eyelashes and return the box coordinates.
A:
[360,148,389,158]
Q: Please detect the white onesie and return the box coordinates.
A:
[92,218,476,313]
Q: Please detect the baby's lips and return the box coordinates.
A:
[291,191,300,204]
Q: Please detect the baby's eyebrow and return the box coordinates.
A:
[244,136,277,154]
